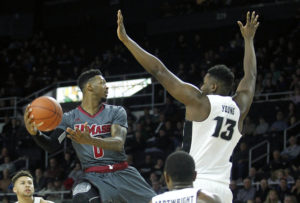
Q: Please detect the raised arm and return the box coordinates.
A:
[233,11,259,130]
[117,10,202,106]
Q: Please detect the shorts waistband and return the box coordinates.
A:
[84,161,128,173]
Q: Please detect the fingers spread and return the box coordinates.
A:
[254,15,259,24]
[255,22,260,29]
[237,21,243,29]
[246,11,250,24]
[251,11,255,23]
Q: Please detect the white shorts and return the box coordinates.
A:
[194,178,232,203]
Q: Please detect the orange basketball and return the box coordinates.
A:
[30,96,63,132]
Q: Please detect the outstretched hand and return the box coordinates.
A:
[117,10,129,43]
[24,104,44,136]
[237,11,259,40]
[66,122,94,145]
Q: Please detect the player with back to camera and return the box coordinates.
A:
[24,69,156,202]
[117,10,259,203]
[150,151,221,203]
[12,170,54,203]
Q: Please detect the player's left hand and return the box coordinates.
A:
[66,122,93,145]
[117,10,129,43]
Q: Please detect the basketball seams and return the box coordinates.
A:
[42,102,59,131]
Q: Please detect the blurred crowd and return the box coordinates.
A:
[159,0,299,17]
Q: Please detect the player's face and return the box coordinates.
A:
[200,74,216,95]
[92,75,108,101]
[13,176,34,197]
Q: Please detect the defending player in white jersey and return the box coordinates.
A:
[117,10,259,203]
[12,170,54,203]
[150,151,220,203]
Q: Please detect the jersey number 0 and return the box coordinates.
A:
[93,146,104,159]
[212,116,236,141]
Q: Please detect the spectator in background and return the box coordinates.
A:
[248,167,259,183]
[34,168,47,192]
[151,181,165,195]
[232,142,249,180]
[0,147,9,164]
[283,195,297,203]
[286,102,297,123]
[291,178,300,201]
[68,161,83,182]
[44,157,63,180]
[283,169,295,184]
[139,108,153,125]
[242,116,256,136]
[291,86,300,104]
[256,178,270,202]
[155,129,173,155]
[268,150,288,171]
[139,155,153,180]
[0,169,11,192]
[173,121,183,143]
[276,178,291,202]
[61,151,75,177]
[236,177,256,202]
[152,158,164,180]
[270,111,288,132]
[229,180,238,202]
[154,113,165,135]
[255,117,269,135]
[264,189,281,203]
[280,136,300,163]
[0,156,16,175]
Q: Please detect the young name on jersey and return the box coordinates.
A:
[221,105,235,115]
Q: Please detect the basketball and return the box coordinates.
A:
[30,96,63,132]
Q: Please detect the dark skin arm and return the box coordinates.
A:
[117,10,209,122]
[233,11,259,131]
[66,122,126,152]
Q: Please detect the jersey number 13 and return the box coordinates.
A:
[212,116,236,141]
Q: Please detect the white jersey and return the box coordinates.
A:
[152,188,198,203]
[183,95,242,185]
[16,197,54,203]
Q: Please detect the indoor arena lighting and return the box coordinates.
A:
[56,78,152,103]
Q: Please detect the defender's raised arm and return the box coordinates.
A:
[117,10,202,107]
[233,11,259,130]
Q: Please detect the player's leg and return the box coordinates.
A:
[72,182,101,203]
[114,166,156,202]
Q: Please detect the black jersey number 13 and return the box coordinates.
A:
[212,116,236,141]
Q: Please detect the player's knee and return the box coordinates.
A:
[72,182,101,203]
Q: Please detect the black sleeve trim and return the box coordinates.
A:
[32,128,65,153]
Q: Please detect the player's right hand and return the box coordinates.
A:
[237,11,259,41]
[24,104,43,136]
[117,10,129,43]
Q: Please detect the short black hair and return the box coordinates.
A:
[207,64,234,95]
[12,170,33,185]
[77,69,102,92]
[164,151,195,182]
